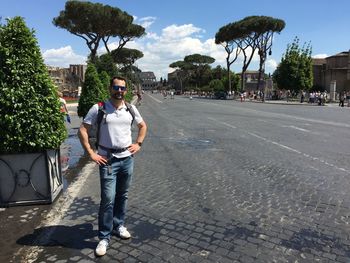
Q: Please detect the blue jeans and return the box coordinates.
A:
[98,155,134,240]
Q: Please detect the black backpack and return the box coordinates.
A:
[95,101,135,148]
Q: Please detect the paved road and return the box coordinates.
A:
[5,95,350,262]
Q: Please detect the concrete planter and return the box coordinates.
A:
[0,149,63,207]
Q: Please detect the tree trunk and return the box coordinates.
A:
[240,71,245,91]
[226,57,231,93]
[256,56,264,90]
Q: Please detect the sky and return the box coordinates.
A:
[1,0,350,80]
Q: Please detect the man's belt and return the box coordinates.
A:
[98,144,128,154]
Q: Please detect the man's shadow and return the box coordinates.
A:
[17,223,97,249]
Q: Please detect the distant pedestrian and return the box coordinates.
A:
[309,92,315,103]
[300,90,305,103]
[77,86,82,99]
[286,90,291,102]
[78,76,147,257]
[339,91,345,107]
[58,91,70,123]
[136,91,142,105]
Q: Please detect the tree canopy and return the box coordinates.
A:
[53,1,145,60]
[273,37,313,93]
[110,47,143,68]
[215,22,242,92]
[184,54,215,65]
[216,15,285,91]
[169,60,193,92]
[183,54,215,88]
[252,16,285,89]
[169,56,240,94]
[94,53,119,77]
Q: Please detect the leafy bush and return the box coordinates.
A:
[209,79,224,92]
[77,63,107,118]
[124,80,134,103]
[0,17,67,154]
[221,72,240,92]
[94,53,118,77]
[273,37,313,92]
[99,71,110,99]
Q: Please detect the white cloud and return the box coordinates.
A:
[137,16,156,29]
[139,16,156,21]
[313,54,328,58]
[265,59,278,73]
[162,24,205,39]
[42,46,86,67]
[145,32,160,40]
[125,24,226,79]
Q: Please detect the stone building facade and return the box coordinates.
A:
[239,70,266,91]
[313,51,350,94]
[138,71,158,90]
[47,64,87,97]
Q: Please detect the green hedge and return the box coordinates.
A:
[77,63,107,118]
[0,17,67,154]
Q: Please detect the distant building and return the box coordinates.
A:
[237,70,268,92]
[313,51,350,93]
[47,64,86,97]
[138,71,158,90]
[69,64,87,82]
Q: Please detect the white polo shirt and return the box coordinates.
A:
[83,100,143,158]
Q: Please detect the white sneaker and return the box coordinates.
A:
[95,239,109,256]
[117,226,131,239]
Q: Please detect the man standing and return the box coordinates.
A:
[78,76,147,256]
[339,91,345,107]
[58,91,71,123]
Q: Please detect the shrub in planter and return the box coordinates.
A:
[0,17,67,206]
[0,17,67,153]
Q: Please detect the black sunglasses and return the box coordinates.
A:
[112,85,126,91]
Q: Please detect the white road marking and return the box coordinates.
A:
[146,93,163,103]
[212,119,350,175]
[248,132,302,154]
[197,99,350,128]
[249,131,350,174]
[208,117,237,129]
[282,125,311,133]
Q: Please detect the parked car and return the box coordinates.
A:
[214,91,227,100]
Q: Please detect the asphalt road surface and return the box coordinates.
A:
[4,94,350,262]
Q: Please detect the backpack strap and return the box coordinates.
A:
[124,101,136,126]
[95,100,135,149]
[95,101,106,148]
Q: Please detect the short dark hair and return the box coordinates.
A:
[110,76,128,88]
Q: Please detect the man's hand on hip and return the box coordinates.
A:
[90,152,108,165]
[128,143,141,154]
